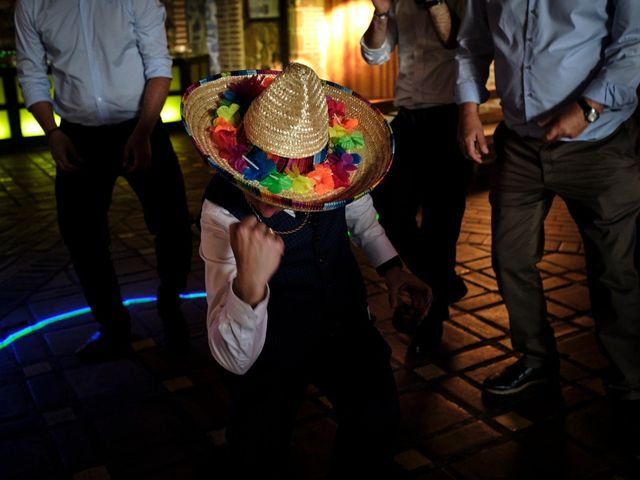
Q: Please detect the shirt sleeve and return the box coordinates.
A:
[131,0,173,80]
[199,200,269,375]
[14,0,53,109]
[360,17,398,65]
[346,194,398,268]
[581,0,640,109]
[454,0,494,105]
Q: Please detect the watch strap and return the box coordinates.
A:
[576,97,599,123]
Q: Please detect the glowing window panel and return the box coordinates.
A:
[0,111,10,140]
[161,94,182,123]
[0,80,5,105]
[170,66,182,92]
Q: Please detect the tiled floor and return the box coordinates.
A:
[0,132,638,479]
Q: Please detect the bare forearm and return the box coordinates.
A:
[363,14,389,49]
[135,76,171,136]
[28,101,58,135]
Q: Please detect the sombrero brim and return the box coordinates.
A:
[181,69,394,212]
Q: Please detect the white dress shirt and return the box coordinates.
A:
[15,0,172,126]
[360,0,465,109]
[200,194,397,375]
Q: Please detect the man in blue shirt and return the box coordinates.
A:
[15,0,193,361]
[456,0,640,406]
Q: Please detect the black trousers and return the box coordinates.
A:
[56,118,192,336]
[372,105,473,315]
[225,324,400,479]
[491,121,640,393]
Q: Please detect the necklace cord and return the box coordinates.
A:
[247,201,310,235]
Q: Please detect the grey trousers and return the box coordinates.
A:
[490,120,640,392]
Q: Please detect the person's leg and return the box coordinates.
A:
[411,105,473,353]
[225,366,307,478]
[124,120,192,351]
[417,104,473,301]
[372,108,424,271]
[553,121,640,397]
[482,124,560,394]
[56,121,131,359]
[311,324,400,477]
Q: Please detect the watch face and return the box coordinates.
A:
[586,109,599,123]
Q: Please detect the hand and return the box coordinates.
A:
[384,267,433,319]
[458,102,488,164]
[230,215,285,307]
[537,102,591,143]
[123,129,152,172]
[372,0,391,14]
[48,129,82,172]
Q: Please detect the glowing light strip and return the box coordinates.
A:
[0,292,207,351]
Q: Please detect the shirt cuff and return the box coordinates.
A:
[455,80,489,105]
[375,255,403,277]
[360,37,390,65]
[144,57,173,80]
[226,277,269,328]
[582,77,637,109]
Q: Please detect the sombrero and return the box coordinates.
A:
[181,63,394,211]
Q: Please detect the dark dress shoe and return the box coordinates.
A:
[483,359,558,395]
[76,331,132,364]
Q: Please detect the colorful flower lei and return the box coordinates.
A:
[208,76,364,195]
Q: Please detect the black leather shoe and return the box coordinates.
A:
[76,331,132,364]
[483,360,558,395]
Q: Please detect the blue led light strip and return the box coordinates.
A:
[0,292,207,351]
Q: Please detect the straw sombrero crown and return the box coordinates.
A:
[182,63,394,211]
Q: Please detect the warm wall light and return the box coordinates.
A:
[161,95,183,123]
[0,111,11,140]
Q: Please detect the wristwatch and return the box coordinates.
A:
[577,97,600,123]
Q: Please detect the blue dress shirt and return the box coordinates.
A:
[455,0,640,141]
[15,0,172,126]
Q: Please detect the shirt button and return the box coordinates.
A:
[525,65,532,70]
[527,37,533,42]
[530,9,537,15]
[527,92,534,98]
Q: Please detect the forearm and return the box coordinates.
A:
[200,201,269,374]
[134,77,171,136]
[581,0,640,109]
[363,12,389,49]
[28,101,59,135]
[428,2,457,49]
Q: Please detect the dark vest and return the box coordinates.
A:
[204,175,369,369]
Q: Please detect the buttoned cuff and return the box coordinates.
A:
[226,277,270,327]
[582,78,637,109]
[455,80,489,105]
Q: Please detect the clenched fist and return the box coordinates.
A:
[230,215,285,307]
